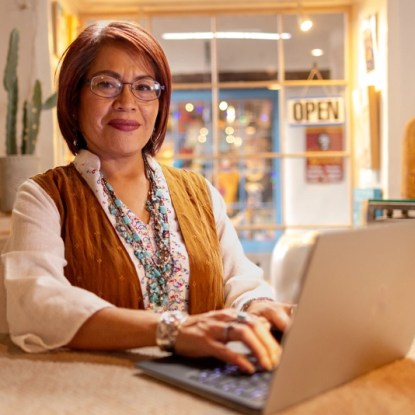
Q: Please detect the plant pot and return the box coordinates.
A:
[0,155,40,213]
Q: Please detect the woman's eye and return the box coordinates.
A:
[134,83,152,91]
[97,81,117,89]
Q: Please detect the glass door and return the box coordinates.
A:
[159,88,281,254]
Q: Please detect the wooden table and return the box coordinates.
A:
[1,334,415,415]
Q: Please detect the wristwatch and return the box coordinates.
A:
[156,310,188,352]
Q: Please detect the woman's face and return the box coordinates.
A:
[78,42,159,161]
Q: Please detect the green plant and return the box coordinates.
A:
[3,28,57,156]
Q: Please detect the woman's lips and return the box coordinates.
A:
[108,119,140,132]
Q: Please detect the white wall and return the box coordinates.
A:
[0,0,55,172]
[386,0,415,198]
[351,0,387,189]
[352,0,415,198]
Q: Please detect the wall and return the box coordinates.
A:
[1,0,412,200]
[350,0,387,190]
[386,0,415,198]
[352,0,415,199]
[0,0,56,172]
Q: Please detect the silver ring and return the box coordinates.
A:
[236,311,253,324]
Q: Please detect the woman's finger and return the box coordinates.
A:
[174,311,281,372]
[248,302,294,332]
[226,318,279,370]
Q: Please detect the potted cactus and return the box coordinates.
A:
[0,28,57,212]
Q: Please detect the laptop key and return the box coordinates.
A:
[188,363,273,403]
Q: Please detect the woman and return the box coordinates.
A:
[1,22,291,374]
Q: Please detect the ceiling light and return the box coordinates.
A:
[297,1,313,32]
[299,16,313,32]
[162,31,291,41]
[311,48,324,57]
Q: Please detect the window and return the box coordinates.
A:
[80,9,350,269]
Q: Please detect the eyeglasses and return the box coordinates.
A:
[86,74,165,101]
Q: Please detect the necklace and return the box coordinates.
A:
[101,157,173,307]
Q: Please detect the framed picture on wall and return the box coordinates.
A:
[305,126,344,184]
[363,14,378,74]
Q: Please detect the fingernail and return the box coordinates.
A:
[243,362,256,374]
[272,349,281,366]
[262,357,273,371]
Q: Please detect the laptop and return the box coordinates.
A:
[137,221,415,414]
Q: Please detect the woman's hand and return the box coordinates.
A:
[174,309,280,374]
[244,300,295,334]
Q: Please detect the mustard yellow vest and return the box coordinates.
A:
[32,163,224,314]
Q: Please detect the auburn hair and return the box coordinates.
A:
[57,21,172,156]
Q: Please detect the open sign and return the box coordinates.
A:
[288,97,345,125]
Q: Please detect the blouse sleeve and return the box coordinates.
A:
[1,179,114,352]
[206,181,276,309]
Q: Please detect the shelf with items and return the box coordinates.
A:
[366,199,415,223]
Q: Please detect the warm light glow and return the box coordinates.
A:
[234,136,243,147]
[299,17,313,32]
[245,126,256,135]
[185,103,194,112]
[268,83,280,91]
[226,106,236,123]
[225,135,235,144]
[199,127,209,136]
[219,101,229,111]
[225,126,235,135]
[311,48,324,57]
[162,31,292,41]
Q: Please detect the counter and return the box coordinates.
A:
[1,334,415,415]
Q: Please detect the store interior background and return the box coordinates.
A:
[0,0,414,277]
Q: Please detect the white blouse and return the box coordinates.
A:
[0,150,275,352]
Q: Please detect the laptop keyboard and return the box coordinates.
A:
[187,359,273,402]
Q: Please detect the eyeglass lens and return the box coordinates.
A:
[89,75,163,101]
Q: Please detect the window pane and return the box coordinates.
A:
[217,90,276,154]
[163,88,281,250]
[282,84,349,225]
[160,90,213,180]
[282,13,345,80]
[216,90,281,249]
[151,16,212,83]
[216,15,280,82]
[283,85,347,152]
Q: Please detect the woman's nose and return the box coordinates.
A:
[113,84,138,110]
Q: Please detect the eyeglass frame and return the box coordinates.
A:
[85,74,165,102]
